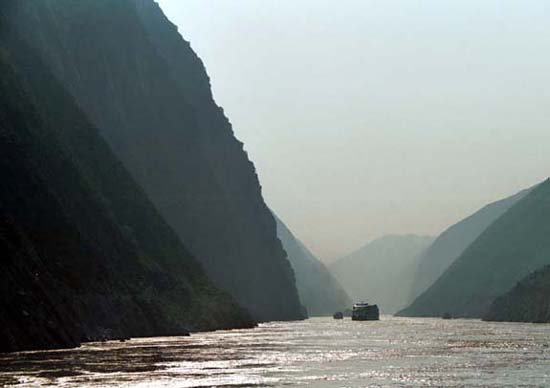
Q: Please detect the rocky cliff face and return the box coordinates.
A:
[6,0,304,321]
[408,187,532,303]
[484,265,550,323]
[330,235,433,314]
[274,215,351,316]
[0,20,253,353]
[399,178,550,318]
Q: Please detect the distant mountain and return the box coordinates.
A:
[399,178,550,318]
[274,215,352,316]
[408,187,532,302]
[329,235,433,314]
[484,265,550,323]
[0,26,252,352]
[6,0,304,321]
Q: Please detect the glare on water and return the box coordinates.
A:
[1,316,550,387]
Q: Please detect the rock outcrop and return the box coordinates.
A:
[274,215,351,316]
[399,178,550,318]
[5,0,304,321]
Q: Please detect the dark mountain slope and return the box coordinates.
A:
[0,24,252,352]
[6,0,303,321]
[330,235,433,314]
[409,187,532,302]
[274,215,352,316]
[399,178,550,318]
[484,265,550,323]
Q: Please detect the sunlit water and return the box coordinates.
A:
[1,316,550,387]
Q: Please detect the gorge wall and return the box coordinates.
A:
[5,0,304,321]
[0,19,252,352]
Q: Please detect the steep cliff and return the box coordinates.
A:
[484,265,550,323]
[408,187,532,302]
[6,0,304,321]
[0,19,252,352]
[399,178,550,318]
[330,235,433,314]
[274,215,351,316]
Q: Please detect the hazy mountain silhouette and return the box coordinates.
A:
[399,178,550,318]
[408,187,533,303]
[0,25,252,352]
[5,0,304,321]
[330,235,433,314]
[274,215,352,316]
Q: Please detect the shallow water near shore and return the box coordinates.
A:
[1,316,550,387]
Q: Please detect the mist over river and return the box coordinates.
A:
[1,316,549,387]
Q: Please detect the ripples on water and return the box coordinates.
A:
[1,316,549,387]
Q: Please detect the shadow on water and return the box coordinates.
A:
[0,332,284,387]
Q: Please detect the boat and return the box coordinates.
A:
[351,302,379,321]
[333,311,344,319]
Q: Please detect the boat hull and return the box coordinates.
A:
[351,304,380,321]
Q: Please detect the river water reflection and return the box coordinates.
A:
[1,316,550,387]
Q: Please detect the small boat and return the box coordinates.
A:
[333,311,344,319]
[351,302,379,321]
[442,312,453,320]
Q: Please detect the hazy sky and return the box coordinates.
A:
[157,0,550,261]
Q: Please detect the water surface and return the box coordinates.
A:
[1,316,549,387]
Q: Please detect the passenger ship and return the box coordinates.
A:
[351,302,380,321]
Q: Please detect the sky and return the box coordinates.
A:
[156,0,550,261]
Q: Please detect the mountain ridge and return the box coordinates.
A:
[399,178,550,318]
[408,187,533,302]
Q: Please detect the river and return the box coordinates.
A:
[1,316,549,387]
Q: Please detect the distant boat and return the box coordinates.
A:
[442,312,453,320]
[351,302,380,321]
[333,311,344,319]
